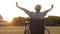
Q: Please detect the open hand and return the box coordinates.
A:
[16,2,18,7]
[51,4,53,8]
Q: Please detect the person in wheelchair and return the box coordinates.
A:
[16,2,54,34]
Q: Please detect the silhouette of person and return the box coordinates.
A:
[16,2,53,34]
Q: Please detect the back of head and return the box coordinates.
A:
[35,5,41,12]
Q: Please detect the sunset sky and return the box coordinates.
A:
[0,0,60,22]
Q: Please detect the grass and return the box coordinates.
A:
[45,26,60,34]
[0,26,60,34]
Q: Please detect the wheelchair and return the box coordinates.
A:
[24,21,50,34]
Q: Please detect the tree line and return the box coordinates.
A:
[9,16,60,26]
[45,16,60,26]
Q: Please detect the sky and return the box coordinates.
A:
[0,0,60,22]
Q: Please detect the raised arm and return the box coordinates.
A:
[16,2,30,13]
[46,4,53,11]
[43,4,54,16]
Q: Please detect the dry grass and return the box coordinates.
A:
[0,26,60,34]
[45,26,60,34]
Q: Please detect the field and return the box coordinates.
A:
[0,26,60,34]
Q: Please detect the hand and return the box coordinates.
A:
[47,4,54,11]
[16,2,18,7]
[51,4,53,8]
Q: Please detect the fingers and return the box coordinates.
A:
[16,2,18,5]
[16,2,18,7]
[16,2,18,4]
[51,4,53,8]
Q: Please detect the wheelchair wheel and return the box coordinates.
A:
[45,28,50,34]
[24,29,30,34]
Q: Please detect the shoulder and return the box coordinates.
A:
[26,11,35,15]
[42,10,48,13]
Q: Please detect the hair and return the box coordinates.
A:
[35,5,41,11]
